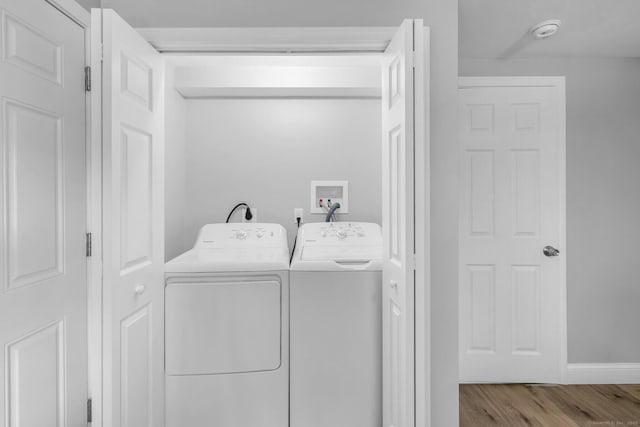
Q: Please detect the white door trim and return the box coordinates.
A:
[38,0,96,424]
[90,16,431,426]
[414,24,430,427]
[136,26,397,53]
[137,22,431,427]
[45,0,90,27]
[88,9,104,427]
[43,0,99,424]
[459,76,566,89]
[458,76,567,384]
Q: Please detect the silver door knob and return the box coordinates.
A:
[543,246,560,257]
[390,280,398,289]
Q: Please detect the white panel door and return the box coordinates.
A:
[458,81,565,383]
[0,0,87,425]
[382,20,421,427]
[93,9,165,427]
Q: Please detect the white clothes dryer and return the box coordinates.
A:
[289,222,382,427]
[164,223,289,427]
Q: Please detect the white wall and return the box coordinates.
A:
[164,62,190,260]
[460,57,640,364]
[182,98,382,250]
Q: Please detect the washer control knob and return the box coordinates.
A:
[336,229,348,239]
[321,231,327,238]
[357,231,365,237]
[256,231,264,238]
[235,230,248,240]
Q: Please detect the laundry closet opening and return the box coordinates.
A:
[93,10,424,427]
[162,54,384,258]
[163,49,387,427]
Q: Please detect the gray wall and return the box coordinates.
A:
[104,0,447,28]
[182,98,382,252]
[105,0,459,423]
[76,0,99,11]
[164,63,190,261]
[461,57,640,363]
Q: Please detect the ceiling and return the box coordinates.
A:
[460,0,640,59]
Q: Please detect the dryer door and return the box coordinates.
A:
[165,278,281,375]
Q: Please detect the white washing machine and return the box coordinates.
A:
[164,223,289,427]
[289,222,382,427]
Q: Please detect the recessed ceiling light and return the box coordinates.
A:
[530,19,561,39]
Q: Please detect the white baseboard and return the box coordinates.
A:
[567,363,640,384]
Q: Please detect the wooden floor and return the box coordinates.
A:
[460,384,640,427]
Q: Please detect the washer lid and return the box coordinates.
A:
[290,222,382,271]
[165,223,289,273]
[301,245,382,262]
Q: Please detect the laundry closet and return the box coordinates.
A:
[92,8,426,427]
[162,52,386,427]
[161,54,384,257]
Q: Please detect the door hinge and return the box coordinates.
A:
[85,66,91,92]
[86,232,92,257]
[412,253,417,271]
[87,398,92,424]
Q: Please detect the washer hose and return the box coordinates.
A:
[325,202,341,222]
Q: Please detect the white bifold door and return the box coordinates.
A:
[458,79,566,383]
[381,19,424,427]
[0,0,88,425]
[92,9,165,427]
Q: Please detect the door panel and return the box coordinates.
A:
[511,265,539,353]
[121,306,152,427]
[120,125,153,273]
[0,0,87,425]
[94,8,164,427]
[466,150,494,236]
[382,20,418,427]
[2,11,63,85]
[467,265,495,352]
[5,99,64,289]
[459,83,565,383]
[6,321,65,427]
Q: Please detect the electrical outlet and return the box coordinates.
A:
[294,208,303,224]
[241,207,257,223]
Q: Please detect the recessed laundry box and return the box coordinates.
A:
[164,223,289,427]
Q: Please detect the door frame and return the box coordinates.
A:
[457,76,567,384]
[35,0,97,424]
[136,27,397,53]
[44,0,89,27]
[140,24,431,426]
[42,0,101,424]
[142,25,431,427]
[85,19,431,427]
[414,25,430,427]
